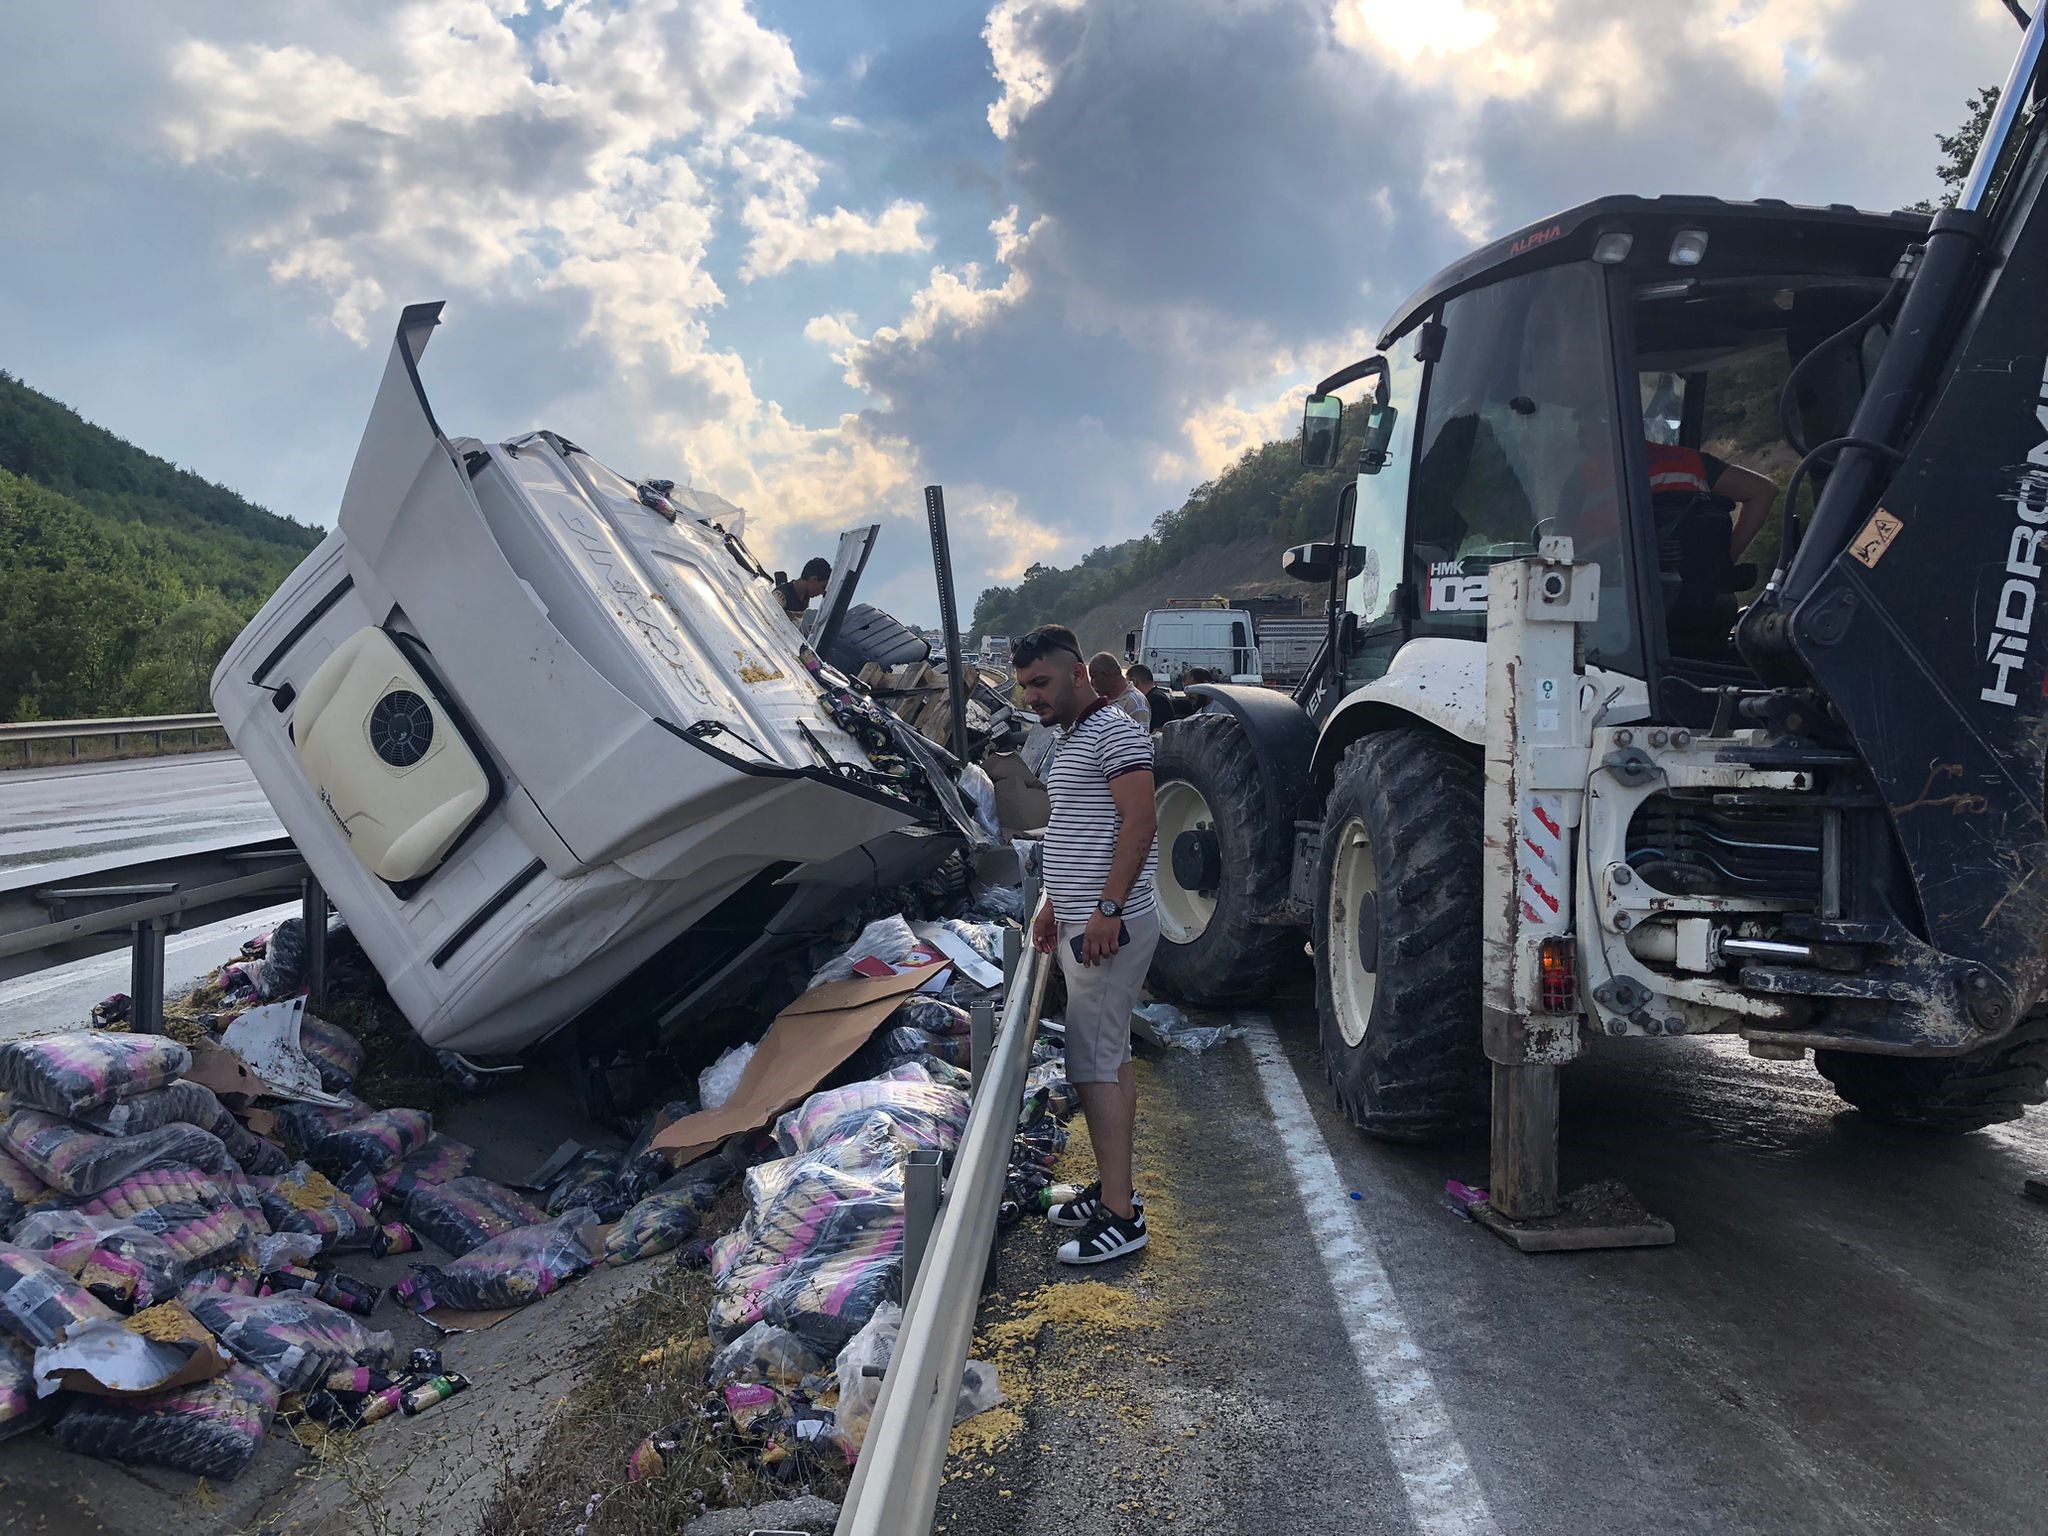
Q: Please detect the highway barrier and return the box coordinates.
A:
[0,712,224,764]
[835,894,1051,1536]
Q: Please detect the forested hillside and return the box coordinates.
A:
[0,371,320,720]
[971,425,1356,641]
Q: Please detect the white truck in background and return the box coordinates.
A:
[1125,601,1263,684]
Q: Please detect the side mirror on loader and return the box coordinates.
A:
[1123,631,1137,661]
[1283,542,1348,583]
[1300,394,1342,469]
[1356,400,1399,475]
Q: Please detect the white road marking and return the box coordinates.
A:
[1240,1012,1499,1536]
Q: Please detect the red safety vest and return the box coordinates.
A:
[1646,443,1713,501]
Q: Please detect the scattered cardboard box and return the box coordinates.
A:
[650,962,947,1164]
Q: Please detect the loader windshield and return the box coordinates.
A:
[1408,263,1637,668]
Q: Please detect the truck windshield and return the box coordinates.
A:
[1407,263,1634,669]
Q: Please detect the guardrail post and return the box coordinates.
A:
[130,916,168,1034]
[1002,925,1021,988]
[902,1148,943,1293]
[302,873,328,1006]
[968,999,997,1097]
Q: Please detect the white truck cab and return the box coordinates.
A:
[1125,603,1262,684]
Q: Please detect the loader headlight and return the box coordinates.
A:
[1668,229,1710,267]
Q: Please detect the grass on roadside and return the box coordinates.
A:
[486,1186,851,1536]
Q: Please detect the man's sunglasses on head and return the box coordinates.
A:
[1011,629,1081,668]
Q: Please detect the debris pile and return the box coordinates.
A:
[0,857,1061,1514]
[616,901,1074,1492]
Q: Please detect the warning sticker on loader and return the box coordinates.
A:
[1850,508,1903,569]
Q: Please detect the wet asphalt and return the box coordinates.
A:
[0,751,277,880]
[940,990,2048,1535]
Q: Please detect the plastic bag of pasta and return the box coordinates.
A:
[10,1210,184,1312]
[257,1164,376,1252]
[0,1241,118,1346]
[0,1145,52,1235]
[75,1080,224,1137]
[52,1360,280,1481]
[403,1176,546,1258]
[0,1333,40,1441]
[889,995,974,1037]
[543,1150,627,1222]
[307,1108,433,1179]
[709,1134,906,1356]
[212,1111,291,1178]
[393,1210,597,1313]
[0,1111,232,1199]
[380,1134,476,1205]
[297,1013,365,1094]
[773,1067,967,1158]
[618,1101,700,1202]
[187,1290,396,1393]
[0,1031,191,1117]
[270,1096,371,1158]
[601,1192,701,1267]
[78,1167,255,1270]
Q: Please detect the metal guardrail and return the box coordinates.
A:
[0,835,322,1030]
[1,713,224,762]
[836,906,1052,1536]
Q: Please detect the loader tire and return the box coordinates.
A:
[1148,711,1300,1004]
[1314,728,1488,1142]
[1815,1008,2048,1132]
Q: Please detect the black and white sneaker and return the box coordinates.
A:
[1057,1207,1149,1265]
[1045,1180,1146,1229]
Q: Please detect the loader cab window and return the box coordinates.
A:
[1344,345,1422,630]
[1408,263,1636,669]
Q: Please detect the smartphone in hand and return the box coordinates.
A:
[1069,922,1131,963]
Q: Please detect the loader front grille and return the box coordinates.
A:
[1625,792,1822,901]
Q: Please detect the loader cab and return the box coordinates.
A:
[1301,197,1927,715]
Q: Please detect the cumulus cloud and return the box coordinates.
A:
[156,0,943,562]
[819,0,2021,602]
[729,133,932,280]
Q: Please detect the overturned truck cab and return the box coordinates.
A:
[212,304,970,1070]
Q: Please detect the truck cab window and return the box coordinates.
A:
[1408,264,1634,668]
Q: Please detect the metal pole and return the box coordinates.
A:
[1488,1063,1560,1222]
[130,917,167,1034]
[969,998,997,1094]
[902,1148,943,1293]
[302,873,328,1005]
[924,485,972,764]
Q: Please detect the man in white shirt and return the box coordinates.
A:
[1088,652,1152,728]
[1014,626,1160,1265]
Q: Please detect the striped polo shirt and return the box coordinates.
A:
[1043,698,1158,924]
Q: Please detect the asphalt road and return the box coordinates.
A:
[0,752,284,1040]
[0,751,276,881]
[941,992,2048,1536]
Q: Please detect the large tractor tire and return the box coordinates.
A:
[1815,1009,2048,1132]
[1149,712,1299,1004]
[1313,728,1488,1141]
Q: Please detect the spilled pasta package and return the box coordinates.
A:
[52,1360,281,1482]
[0,1032,191,1118]
[394,1209,597,1313]
[0,1111,233,1200]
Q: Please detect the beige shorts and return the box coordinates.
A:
[1054,907,1162,1084]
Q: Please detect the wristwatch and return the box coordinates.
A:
[1097,898,1123,918]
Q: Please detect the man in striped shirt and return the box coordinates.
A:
[1012,624,1160,1264]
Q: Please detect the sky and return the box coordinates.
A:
[0,0,2026,625]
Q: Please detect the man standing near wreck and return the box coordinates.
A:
[1012,624,1159,1264]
